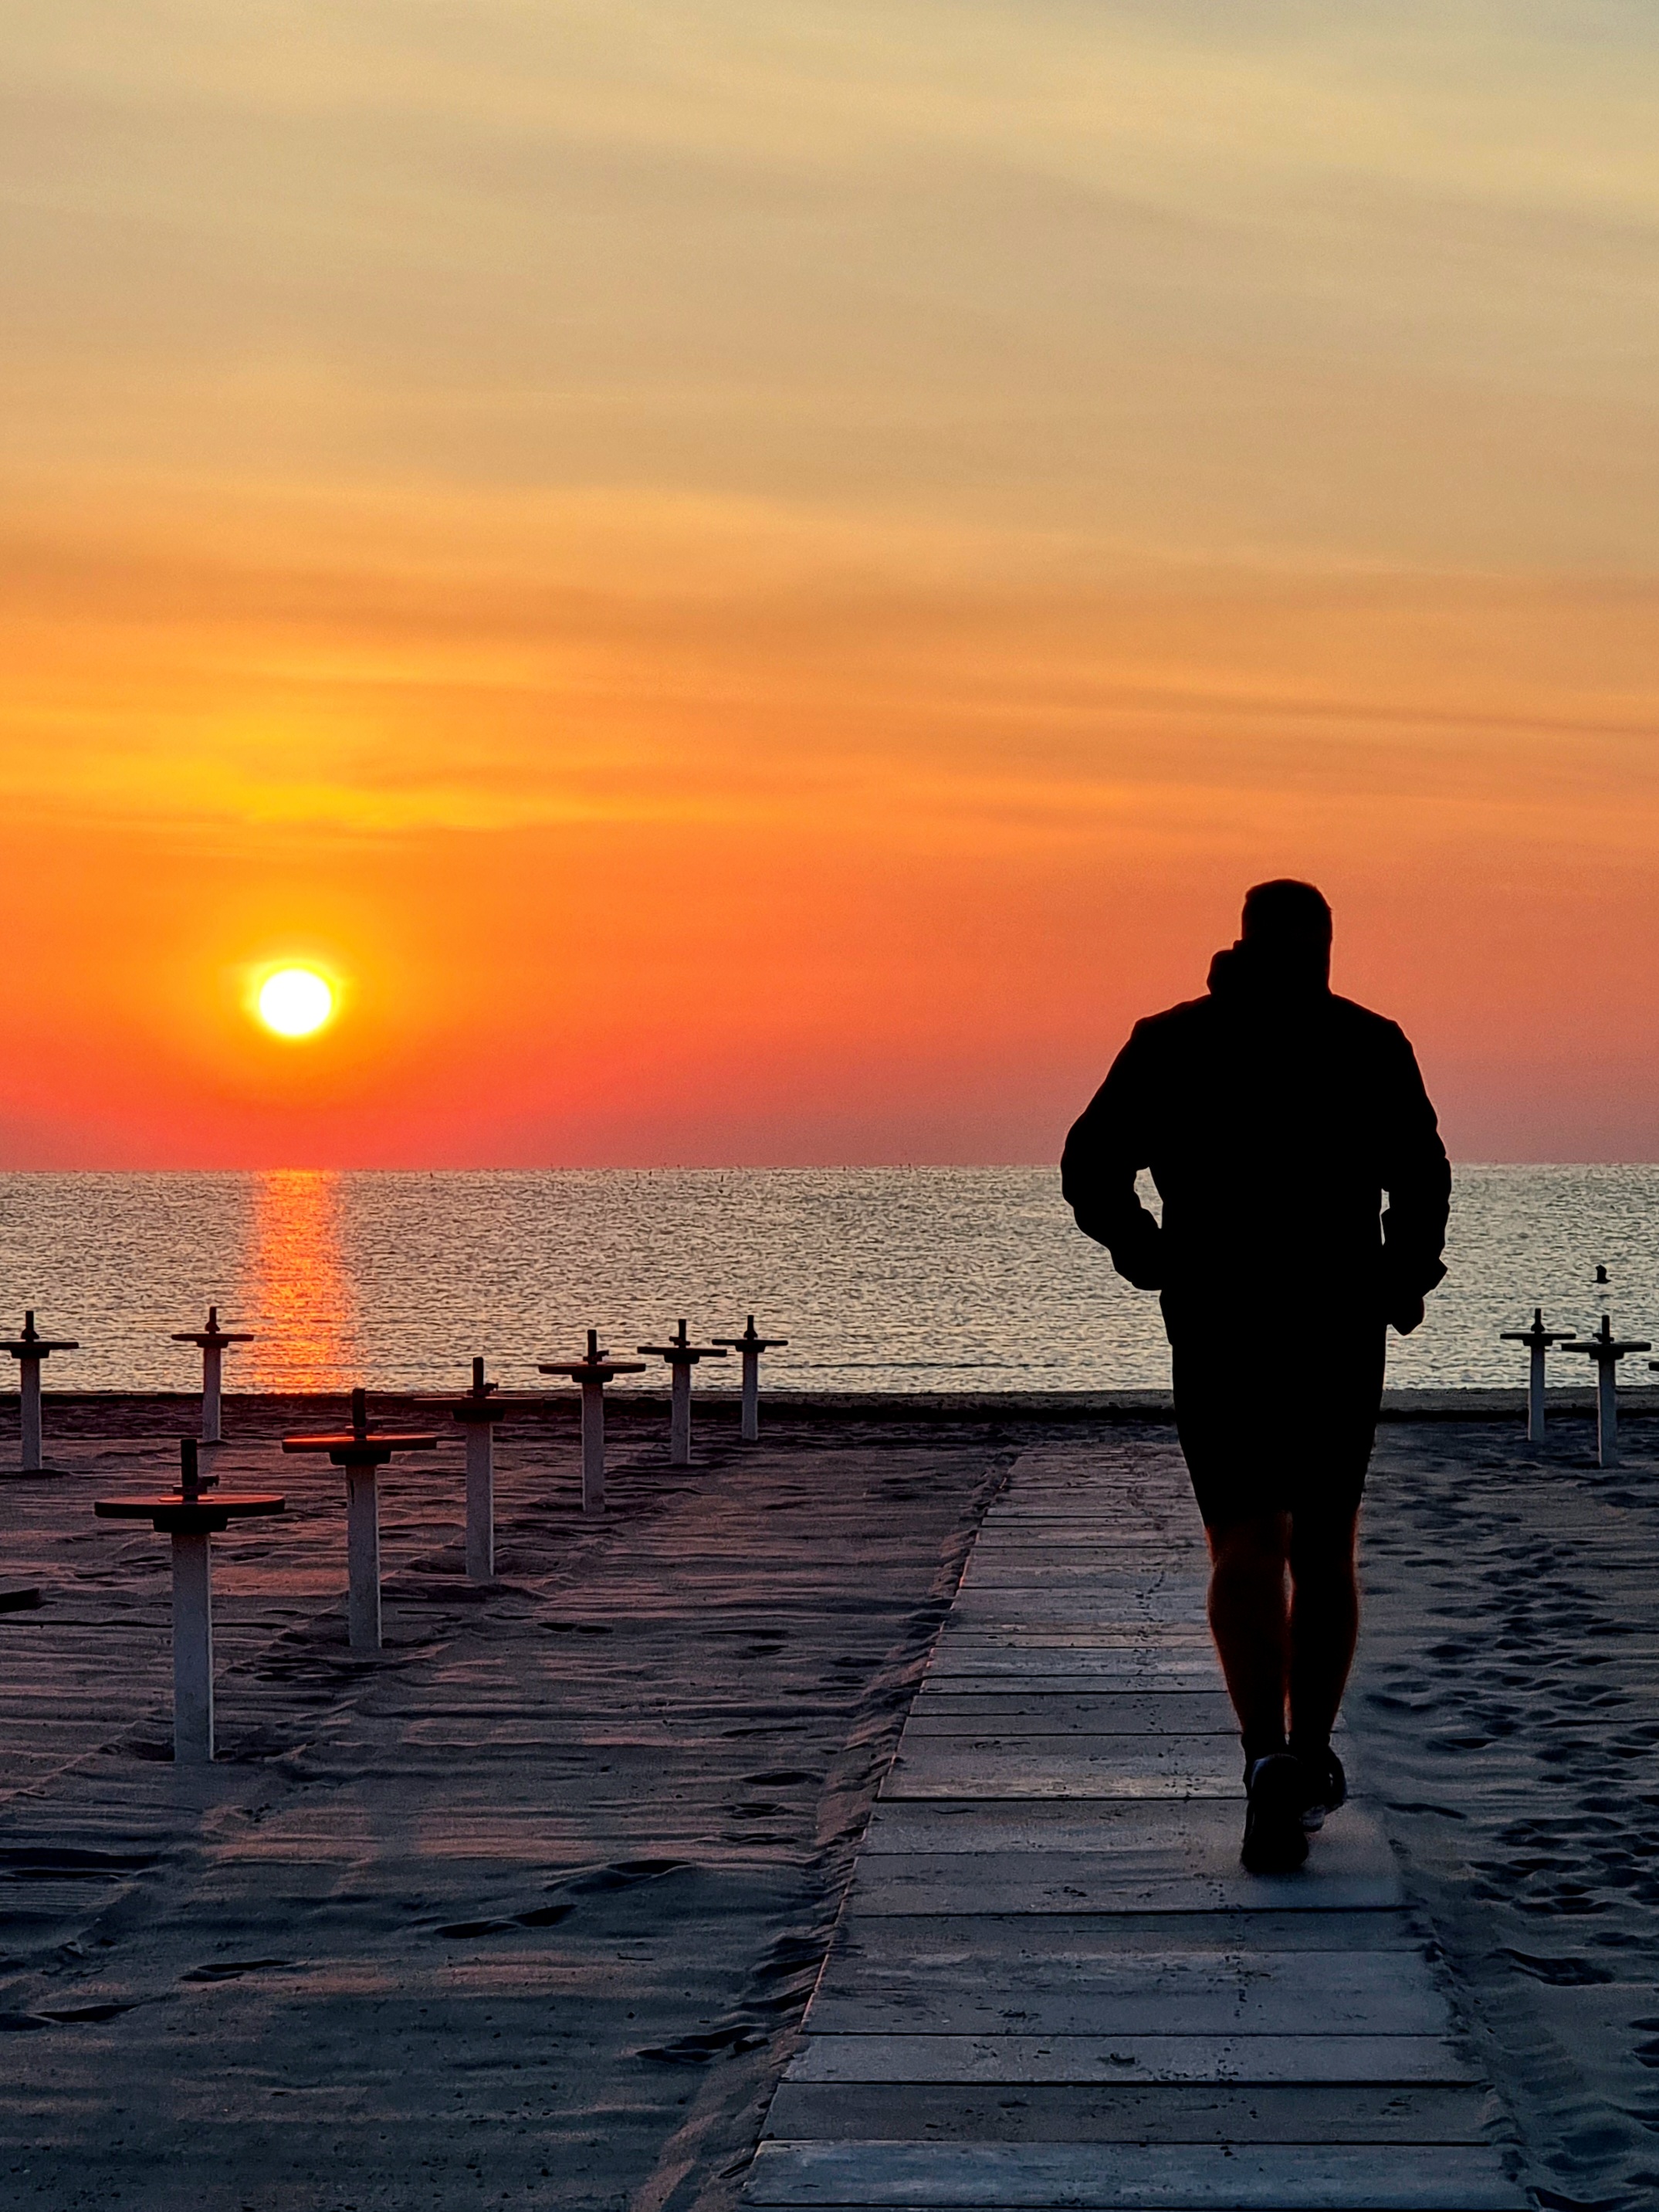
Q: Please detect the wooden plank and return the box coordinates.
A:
[954,1594,1202,1610]
[937,1629,1214,1645]
[904,1698,1237,1734]
[885,1774,1241,1804]
[960,1566,1212,1584]
[858,1797,1387,1861]
[962,1561,1198,1572]
[857,1804,1400,1892]
[923,1672,1221,1696]
[926,1650,1219,1678]
[946,1618,1210,1634]
[973,1536,1195,1548]
[933,1641,1216,1657]
[904,1719,1236,1742]
[974,1509,1190,1520]
[763,2082,1498,2142]
[743,2139,1525,2207]
[957,1563,1208,1580]
[967,1526,1194,1538]
[951,1597,1210,1620]
[836,1909,1421,1956]
[963,1566,1199,1577]
[981,1511,1192,1521]
[806,1953,1451,2038]
[965,1547,1200,1557]
[851,1854,1404,1916]
[864,1798,1394,1854]
[885,1751,1240,1800]
[835,1909,1422,1957]
[783,2033,1481,2088]
[969,1540,1186,1551]
[919,1683,1222,1704]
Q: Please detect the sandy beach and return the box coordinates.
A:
[1354,1414,1659,2211]
[1,1395,1654,2210]
[0,1398,1009,2211]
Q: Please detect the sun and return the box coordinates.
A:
[256,967,336,1038]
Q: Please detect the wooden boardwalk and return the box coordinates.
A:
[747,1438,1525,2211]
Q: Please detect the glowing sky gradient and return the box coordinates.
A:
[3,4,1657,1165]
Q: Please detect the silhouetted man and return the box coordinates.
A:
[1061,880,1449,1872]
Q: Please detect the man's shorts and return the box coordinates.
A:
[1168,1315,1386,1531]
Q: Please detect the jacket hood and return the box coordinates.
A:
[1207,939,1332,1007]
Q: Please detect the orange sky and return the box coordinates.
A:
[3,5,1657,1166]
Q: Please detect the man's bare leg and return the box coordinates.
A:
[1288,1506,1361,1753]
[1205,1512,1291,1758]
[1207,1512,1307,1870]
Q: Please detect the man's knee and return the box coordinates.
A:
[1288,1508,1359,1603]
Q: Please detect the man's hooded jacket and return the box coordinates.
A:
[1060,939,1451,1329]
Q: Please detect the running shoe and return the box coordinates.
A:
[1241,1753,1309,1873]
[1298,1747,1348,1833]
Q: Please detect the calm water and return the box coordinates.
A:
[0,1167,1650,1395]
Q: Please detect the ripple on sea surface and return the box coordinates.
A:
[0,1164,1654,1392]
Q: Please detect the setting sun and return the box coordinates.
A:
[256,967,335,1039]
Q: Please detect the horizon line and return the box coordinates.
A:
[0,1160,1653,1177]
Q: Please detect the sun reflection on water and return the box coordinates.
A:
[245,1170,359,1391]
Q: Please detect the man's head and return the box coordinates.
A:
[1239,879,1332,987]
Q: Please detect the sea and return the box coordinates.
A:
[0,1166,1649,1397]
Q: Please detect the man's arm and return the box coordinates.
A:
[1378,1026,1451,1333]
[1060,1025,1164,1289]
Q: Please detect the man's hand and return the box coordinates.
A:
[1111,1217,1164,1292]
[1070,1204,1163,1290]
